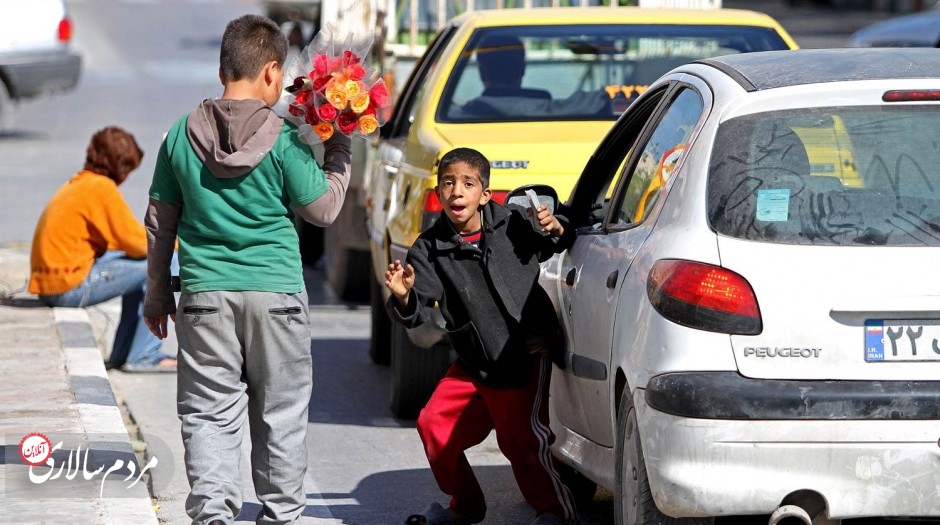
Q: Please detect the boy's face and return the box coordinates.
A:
[436,161,491,233]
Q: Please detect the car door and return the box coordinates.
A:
[552,83,707,449]
[366,24,457,274]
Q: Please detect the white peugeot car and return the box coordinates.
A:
[536,47,940,524]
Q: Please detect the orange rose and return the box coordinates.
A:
[326,82,347,110]
[358,114,379,135]
[314,122,334,141]
[351,93,370,114]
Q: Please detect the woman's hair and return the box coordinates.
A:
[219,14,288,82]
[438,147,491,188]
[83,126,144,184]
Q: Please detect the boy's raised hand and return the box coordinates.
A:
[534,205,565,237]
[385,260,415,307]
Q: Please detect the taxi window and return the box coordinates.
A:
[708,106,940,246]
[437,24,786,123]
[611,87,702,229]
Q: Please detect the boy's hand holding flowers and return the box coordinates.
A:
[275,20,391,145]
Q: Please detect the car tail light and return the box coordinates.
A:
[647,259,762,335]
[419,189,511,231]
[58,17,73,43]
[882,90,940,102]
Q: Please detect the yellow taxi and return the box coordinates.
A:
[364,6,798,419]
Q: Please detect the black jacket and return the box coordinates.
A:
[387,200,573,387]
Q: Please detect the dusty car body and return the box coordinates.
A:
[544,47,940,524]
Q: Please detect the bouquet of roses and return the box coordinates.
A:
[276,20,391,145]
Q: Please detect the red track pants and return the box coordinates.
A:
[416,355,578,522]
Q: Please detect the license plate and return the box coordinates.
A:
[865,319,940,362]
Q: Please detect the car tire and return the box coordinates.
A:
[369,275,391,365]
[0,80,12,132]
[325,225,370,302]
[615,389,713,525]
[555,458,598,512]
[389,321,450,420]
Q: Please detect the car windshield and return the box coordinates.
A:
[437,24,788,123]
[708,106,940,246]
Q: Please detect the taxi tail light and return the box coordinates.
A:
[58,17,73,43]
[647,259,762,335]
[419,190,510,231]
[882,90,940,102]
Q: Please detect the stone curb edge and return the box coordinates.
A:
[53,307,160,525]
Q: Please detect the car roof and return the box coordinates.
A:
[696,48,940,91]
[452,6,788,28]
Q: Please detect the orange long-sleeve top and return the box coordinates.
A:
[29,170,148,295]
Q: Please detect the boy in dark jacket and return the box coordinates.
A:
[386,147,578,525]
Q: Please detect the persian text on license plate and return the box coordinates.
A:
[865,319,940,362]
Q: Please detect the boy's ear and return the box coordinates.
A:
[263,61,280,84]
[480,187,492,204]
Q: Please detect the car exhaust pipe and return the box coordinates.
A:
[769,504,813,525]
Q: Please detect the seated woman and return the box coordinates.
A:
[28,126,177,372]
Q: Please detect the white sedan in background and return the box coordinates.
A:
[541,47,940,525]
[847,2,940,47]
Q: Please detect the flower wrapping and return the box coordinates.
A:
[274,20,390,145]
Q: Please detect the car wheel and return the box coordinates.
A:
[389,322,450,420]
[325,225,370,302]
[0,80,12,132]
[555,458,598,512]
[615,389,713,525]
[369,276,391,365]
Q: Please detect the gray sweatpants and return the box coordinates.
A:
[175,290,312,525]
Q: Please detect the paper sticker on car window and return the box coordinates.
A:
[756,189,790,222]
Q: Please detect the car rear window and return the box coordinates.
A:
[708,106,940,246]
[437,24,789,123]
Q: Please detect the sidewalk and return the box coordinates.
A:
[0,247,159,525]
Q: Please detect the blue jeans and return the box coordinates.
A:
[40,251,176,367]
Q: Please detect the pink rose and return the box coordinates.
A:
[318,103,338,122]
[312,54,330,77]
[369,81,389,108]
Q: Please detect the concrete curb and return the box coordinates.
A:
[53,307,160,525]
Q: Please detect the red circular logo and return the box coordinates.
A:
[19,433,52,467]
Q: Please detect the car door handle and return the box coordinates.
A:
[606,270,619,289]
[565,267,576,287]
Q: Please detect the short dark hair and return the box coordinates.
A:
[438,147,490,188]
[475,34,525,86]
[84,126,143,185]
[219,14,287,82]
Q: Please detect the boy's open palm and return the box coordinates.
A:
[386,260,415,305]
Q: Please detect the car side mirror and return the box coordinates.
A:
[505,184,559,215]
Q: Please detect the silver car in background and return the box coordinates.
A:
[847,2,940,47]
[545,48,940,524]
